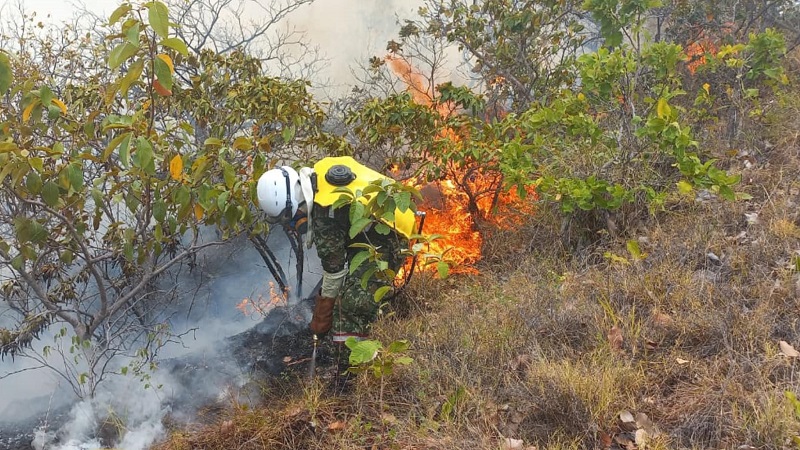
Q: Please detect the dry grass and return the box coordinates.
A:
[152,91,800,450]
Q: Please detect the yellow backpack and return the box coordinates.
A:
[313,156,417,239]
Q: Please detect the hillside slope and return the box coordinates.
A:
[153,88,800,450]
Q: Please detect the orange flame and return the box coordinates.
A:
[384,55,454,118]
[236,282,288,317]
[385,54,535,276]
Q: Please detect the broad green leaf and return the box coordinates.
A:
[374,222,391,235]
[360,267,376,289]
[346,339,381,365]
[47,104,61,120]
[222,160,235,189]
[109,3,132,25]
[374,285,392,302]
[204,137,223,147]
[174,184,190,207]
[41,181,60,207]
[396,191,412,212]
[39,86,53,107]
[153,200,166,222]
[154,54,173,90]
[349,201,366,223]
[125,22,140,46]
[233,136,253,151]
[387,340,410,353]
[108,42,138,70]
[119,59,143,98]
[160,37,188,56]
[67,163,83,191]
[14,217,47,244]
[60,250,74,264]
[118,133,132,168]
[103,132,131,161]
[281,125,295,142]
[349,217,372,238]
[147,1,170,40]
[349,250,371,275]
[656,98,671,120]
[676,180,693,195]
[394,356,413,365]
[134,137,155,174]
[224,204,239,226]
[626,239,644,260]
[718,184,735,201]
[29,157,43,172]
[91,188,103,207]
[156,53,174,72]
[436,261,449,279]
[25,172,42,194]
[0,52,12,94]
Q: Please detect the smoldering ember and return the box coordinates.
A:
[3,0,800,449]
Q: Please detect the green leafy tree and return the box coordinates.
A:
[0,1,333,396]
[417,0,590,111]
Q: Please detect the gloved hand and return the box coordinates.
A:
[310,293,335,336]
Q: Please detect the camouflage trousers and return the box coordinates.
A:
[312,205,407,342]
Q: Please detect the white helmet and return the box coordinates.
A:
[257,166,303,223]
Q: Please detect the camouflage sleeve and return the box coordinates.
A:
[312,206,347,274]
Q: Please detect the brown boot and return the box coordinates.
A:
[310,294,335,335]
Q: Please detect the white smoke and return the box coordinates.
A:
[31,367,174,450]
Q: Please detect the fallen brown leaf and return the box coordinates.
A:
[619,410,637,431]
[608,326,624,352]
[599,432,613,449]
[502,437,524,450]
[652,311,674,328]
[676,357,690,365]
[509,354,532,371]
[635,429,648,446]
[327,420,347,432]
[779,340,800,358]
[635,412,656,435]
[614,432,637,450]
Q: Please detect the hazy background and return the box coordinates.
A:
[5,0,427,91]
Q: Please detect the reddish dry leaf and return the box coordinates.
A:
[509,354,532,371]
[327,420,347,432]
[645,339,658,350]
[652,311,674,328]
[599,432,613,449]
[608,326,624,352]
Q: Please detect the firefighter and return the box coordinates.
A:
[256,156,415,343]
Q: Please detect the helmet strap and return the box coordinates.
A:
[278,167,293,221]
